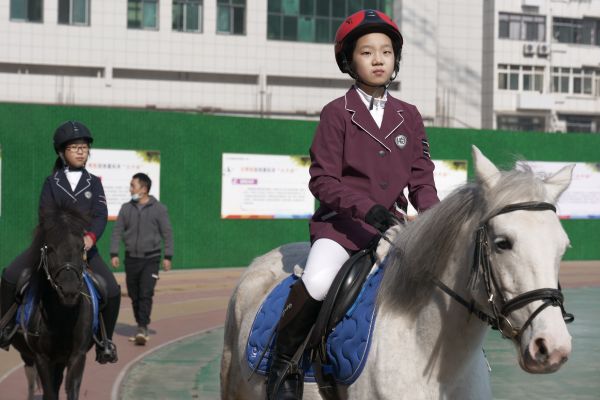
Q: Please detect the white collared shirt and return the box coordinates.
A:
[65,168,82,191]
[355,85,387,128]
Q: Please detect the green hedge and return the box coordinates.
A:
[1,103,598,270]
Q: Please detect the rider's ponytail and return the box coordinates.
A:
[52,156,64,173]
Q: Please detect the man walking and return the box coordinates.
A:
[111,173,173,345]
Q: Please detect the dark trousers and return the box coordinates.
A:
[124,256,160,328]
[3,247,120,297]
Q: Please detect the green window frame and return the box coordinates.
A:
[267,0,393,43]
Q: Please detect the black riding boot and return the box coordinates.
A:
[96,293,120,364]
[0,279,18,349]
[266,280,322,400]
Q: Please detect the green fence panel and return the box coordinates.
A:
[1,103,598,270]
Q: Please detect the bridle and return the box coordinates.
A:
[38,245,85,295]
[434,201,574,341]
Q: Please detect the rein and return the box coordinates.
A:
[434,201,574,341]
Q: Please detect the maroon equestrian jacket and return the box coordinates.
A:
[309,86,439,251]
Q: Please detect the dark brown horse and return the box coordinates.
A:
[11,206,96,400]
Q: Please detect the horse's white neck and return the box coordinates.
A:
[367,225,492,397]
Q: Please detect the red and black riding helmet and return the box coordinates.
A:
[334,9,403,74]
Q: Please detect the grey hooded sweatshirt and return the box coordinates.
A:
[110,195,173,260]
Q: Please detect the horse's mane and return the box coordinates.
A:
[378,165,549,315]
[30,205,89,252]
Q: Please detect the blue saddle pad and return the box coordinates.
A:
[246,263,385,385]
[17,271,101,334]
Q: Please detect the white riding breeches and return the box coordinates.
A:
[302,238,350,301]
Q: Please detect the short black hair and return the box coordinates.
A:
[133,173,152,192]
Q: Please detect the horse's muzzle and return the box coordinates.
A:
[520,335,571,373]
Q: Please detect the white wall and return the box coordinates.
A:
[1,0,598,131]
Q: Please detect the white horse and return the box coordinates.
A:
[221,146,574,400]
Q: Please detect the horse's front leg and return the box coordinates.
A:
[34,357,59,400]
[23,364,39,400]
[65,352,87,400]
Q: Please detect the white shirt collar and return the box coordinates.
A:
[355,85,387,111]
[64,167,83,191]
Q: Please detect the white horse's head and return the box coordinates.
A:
[472,145,573,373]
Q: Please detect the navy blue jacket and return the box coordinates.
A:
[39,169,108,257]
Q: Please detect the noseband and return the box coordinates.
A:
[38,245,85,294]
[435,201,574,341]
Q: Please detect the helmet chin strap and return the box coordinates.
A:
[357,75,396,110]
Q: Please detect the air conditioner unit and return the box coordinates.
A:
[523,43,535,56]
[537,44,550,56]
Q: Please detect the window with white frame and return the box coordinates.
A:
[522,66,544,92]
[173,0,202,32]
[572,68,593,95]
[498,64,518,90]
[498,64,543,91]
[10,0,43,22]
[58,0,90,25]
[499,13,545,41]
[553,17,600,46]
[551,67,600,95]
[217,0,245,35]
[128,0,158,29]
[551,67,570,93]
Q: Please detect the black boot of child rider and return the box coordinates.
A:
[96,293,121,364]
[266,279,322,400]
[0,278,18,349]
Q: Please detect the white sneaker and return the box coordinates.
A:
[134,327,149,346]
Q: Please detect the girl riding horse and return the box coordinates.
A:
[0,120,121,364]
[267,9,440,400]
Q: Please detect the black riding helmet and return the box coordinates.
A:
[53,121,94,154]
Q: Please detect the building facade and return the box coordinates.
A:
[485,0,600,133]
[1,0,598,133]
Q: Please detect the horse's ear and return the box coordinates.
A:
[472,145,500,190]
[544,164,575,203]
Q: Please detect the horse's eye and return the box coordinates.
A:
[494,237,513,251]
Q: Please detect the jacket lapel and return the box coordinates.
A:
[53,170,77,201]
[380,96,405,141]
[73,170,92,197]
[345,87,391,152]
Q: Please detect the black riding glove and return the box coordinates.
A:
[365,204,398,233]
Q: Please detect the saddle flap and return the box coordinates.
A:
[15,265,34,303]
[85,268,108,308]
[308,244,377,349]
